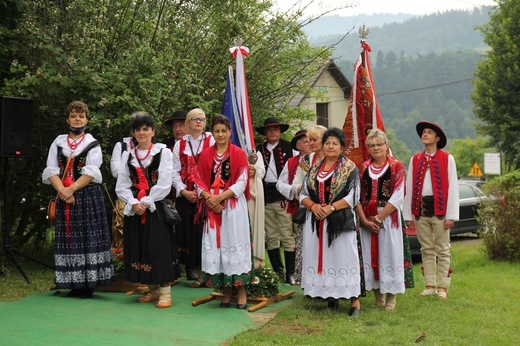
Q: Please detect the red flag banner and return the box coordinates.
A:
[343,41,386,167]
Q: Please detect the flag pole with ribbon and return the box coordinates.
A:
[342,25,386,167]
[222,38,256,156]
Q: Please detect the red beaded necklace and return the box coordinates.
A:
[135,143,153,161]
[370,160,388,175]
[317,160,338,179]
[67,133,86,151]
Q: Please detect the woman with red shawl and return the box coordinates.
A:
[195,115,253,309]
[356,129,407,310]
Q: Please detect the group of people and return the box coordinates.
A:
[43,101,459,315]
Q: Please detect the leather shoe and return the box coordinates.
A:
[348,307,361,317]
[236,303,248,310]
[327,298,339,310]
[219,302,231,308]
[186,267,199,281]
[286,274,297,285]
[67,289,83,297]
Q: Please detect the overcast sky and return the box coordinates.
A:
[274,0,496,16]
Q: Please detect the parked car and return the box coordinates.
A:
[406,181,488,257]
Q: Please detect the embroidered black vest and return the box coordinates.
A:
[361,166,392,208]
[127,150,162,198]
[57,141,100,181]
[256,139,293,179]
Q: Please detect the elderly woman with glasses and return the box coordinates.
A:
[356,129,407,310]
[172,108,215,287]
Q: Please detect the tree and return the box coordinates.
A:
[450,137,491,178]
[0,0,331,251]
[472,0,520,168]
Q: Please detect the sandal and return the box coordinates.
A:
[437,289,448,299]
[138,289,160,303]
[189,279,204,288]
[156,296,172,308]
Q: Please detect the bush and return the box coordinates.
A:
[478,170,520,261]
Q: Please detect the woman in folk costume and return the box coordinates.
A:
[299,127,364,316]
[356,129,407,310]
[42,101,114,298]
[172,108,215,286]
[290,125,327,284]
[115,113,180,308]
[195,115,253,309]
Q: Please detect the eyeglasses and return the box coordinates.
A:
[368,143,386,148]
[189,117,205,122]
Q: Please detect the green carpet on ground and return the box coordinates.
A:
[0,282,298,346]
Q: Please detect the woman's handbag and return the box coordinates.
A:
[162,198,182,226]
[46,198,58,225]
[292,207,307,225]
[47,156,73,226]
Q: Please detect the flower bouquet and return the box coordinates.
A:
[245,267,280,298]
[111,247,125,278]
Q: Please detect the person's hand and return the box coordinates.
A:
[132,202,147,216]
[444,219,454,230]
[312,204,329,220]
[58,186,74,200]
[206,195,223,209]
[405,220,414,229]
[65,196,75,205]
[210,204,224,214]
[181,189,197,203]
[362,218,380,233]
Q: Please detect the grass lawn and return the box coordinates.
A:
[2,239,519,345]
[231,238,520,345]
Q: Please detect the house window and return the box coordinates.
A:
[316,103,329,127]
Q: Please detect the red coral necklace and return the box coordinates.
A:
[135,143,153,161]
[370,160,388,175]
[67,133,86,150]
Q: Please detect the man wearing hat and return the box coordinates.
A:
[403,121,459,299]
[161,110,188,150]
[255,117,296,283]
[276,129,311,285]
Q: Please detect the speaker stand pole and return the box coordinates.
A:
[1,157,54,284]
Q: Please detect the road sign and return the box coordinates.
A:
[468,162,483,177]
[484,153,501,175]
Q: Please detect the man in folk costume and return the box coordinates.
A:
[161,110,188,151]
[276,129,311,285]
[255,117,296,284]
[403,121,459,299]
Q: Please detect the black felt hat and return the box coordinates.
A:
[164,110,187,126]
[291,129,308,151]
[255,117,289,135]
[416,121,447,149]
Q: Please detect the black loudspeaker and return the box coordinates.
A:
[0,96,34,157]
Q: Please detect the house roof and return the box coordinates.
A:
[289,59,352,108]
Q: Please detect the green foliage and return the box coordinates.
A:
[245,267,280,298]
[450,137,492,178]
[0,0,331,251]
[473,0,520,169]
[386,128,410,166]
[479,170,520,261]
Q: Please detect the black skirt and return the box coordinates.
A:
[123,201,181,285]
[174,196,203,268]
